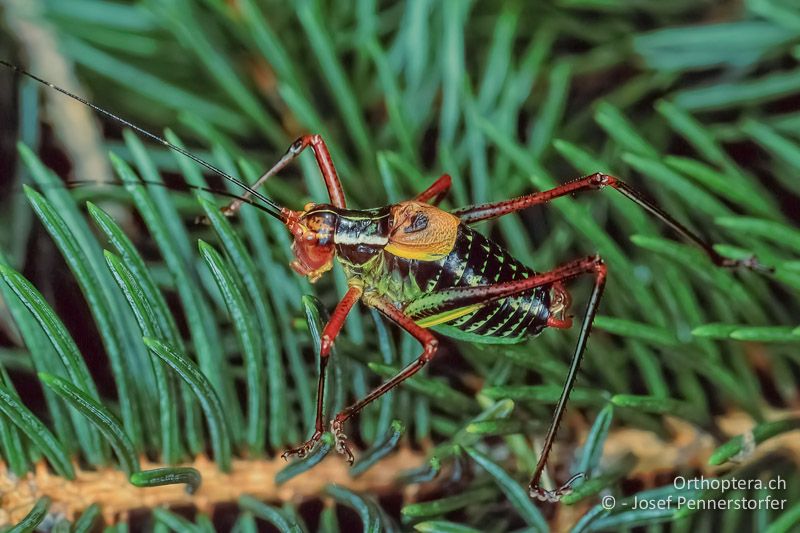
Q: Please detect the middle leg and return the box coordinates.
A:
[413,174,452,206]
[330,296,438,464]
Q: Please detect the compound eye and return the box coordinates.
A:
[403,212,429,234]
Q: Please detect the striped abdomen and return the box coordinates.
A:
[385,224,551,342]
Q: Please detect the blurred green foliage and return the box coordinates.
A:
[0,0,799,531]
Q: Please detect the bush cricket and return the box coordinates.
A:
[1,60,771,502]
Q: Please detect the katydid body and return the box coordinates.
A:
[3,61,769,503]
[249,135,763,502]
[298,203,553,341]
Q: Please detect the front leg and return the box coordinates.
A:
[223,134,347,217]
[330,296,439,464]
[282,285,362,460]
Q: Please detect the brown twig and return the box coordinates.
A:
[2,410,798,527]
[0,448,427,525]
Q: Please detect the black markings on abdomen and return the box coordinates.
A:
[432,225,550,339]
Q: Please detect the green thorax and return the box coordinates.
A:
[339,253,426,305]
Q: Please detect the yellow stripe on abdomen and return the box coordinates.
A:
[414,304,483,328]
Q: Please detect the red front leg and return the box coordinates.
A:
[223,134,347,216]
[281,285,362,460]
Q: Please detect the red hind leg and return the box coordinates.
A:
[394,254,608,500]
[327,255,606,502]
[452,172,770,272]
[530,259,607,502]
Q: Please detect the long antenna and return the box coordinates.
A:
[1,59,287,222]
[64,179,279,216]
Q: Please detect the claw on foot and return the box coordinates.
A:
[529,472,584,502]
[331,418,355,465]
[720,255,774,274]
[281,432,322,461]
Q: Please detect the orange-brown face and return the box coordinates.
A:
[287,205,338,282]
